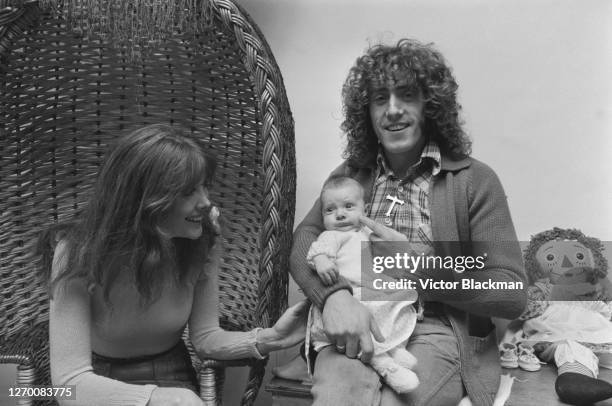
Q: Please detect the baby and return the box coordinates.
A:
[306,175,419,394]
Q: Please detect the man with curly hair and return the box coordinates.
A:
[290,38,527,405]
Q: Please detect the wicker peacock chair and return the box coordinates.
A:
[0,0,295,404]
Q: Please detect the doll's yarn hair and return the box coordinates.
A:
[523,227,608,285]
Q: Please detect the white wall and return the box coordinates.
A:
[237,0,612,243]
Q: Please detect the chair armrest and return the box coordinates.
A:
[0,352,36,389]
[0,352,36,406]
[0,323,52,388]
[197,358,267,406]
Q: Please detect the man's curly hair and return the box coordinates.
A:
[341,38,471,168]
[523,227,609,285]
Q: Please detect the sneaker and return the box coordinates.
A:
[518,343,542,372]
[499,343,518,369]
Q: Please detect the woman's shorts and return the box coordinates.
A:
[92,340,199,392]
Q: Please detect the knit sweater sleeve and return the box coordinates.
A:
[289,166,354,309]
[426,160,528,320]
[49,241,156,406]
[188,243,266,360]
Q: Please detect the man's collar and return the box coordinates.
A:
[421,142,442,176]
[376,141,442,178]
[440,154,471,172]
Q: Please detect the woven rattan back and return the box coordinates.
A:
[0,0,295,393]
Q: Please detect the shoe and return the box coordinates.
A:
[499,343,518,369]
[518,343,542,372]
[532,341,553,358]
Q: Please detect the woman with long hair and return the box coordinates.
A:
[46,124,306,406]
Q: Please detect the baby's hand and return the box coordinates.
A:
[317,264,339,286]
[313,255,339,286]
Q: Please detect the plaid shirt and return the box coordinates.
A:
[366,141,441,246]
[367,142,442,319]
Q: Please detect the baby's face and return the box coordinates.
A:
[321,182,365,232]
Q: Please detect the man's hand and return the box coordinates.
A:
[360,215,408,242]
[360,215,413,280]
[313,255,339,285]
[360,215,431,280]
[322,290,384,363]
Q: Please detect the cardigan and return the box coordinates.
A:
[289,154,527,406]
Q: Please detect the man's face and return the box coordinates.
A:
[368,82,426,156]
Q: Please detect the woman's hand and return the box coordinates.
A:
[148,387,204,406]
[256,300,309,354]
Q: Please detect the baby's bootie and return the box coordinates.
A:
[371,352,419,394]
[499,342,518,369]
[517,343,542,372]
[390,347,417,370]
[380,364,419,394]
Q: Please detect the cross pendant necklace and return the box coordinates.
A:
[384,194,405,225]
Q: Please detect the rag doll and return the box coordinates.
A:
[502,227,612,405]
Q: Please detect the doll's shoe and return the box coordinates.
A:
[499,343,518,368]
[517,343,542,372]
[532,341,554,358]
